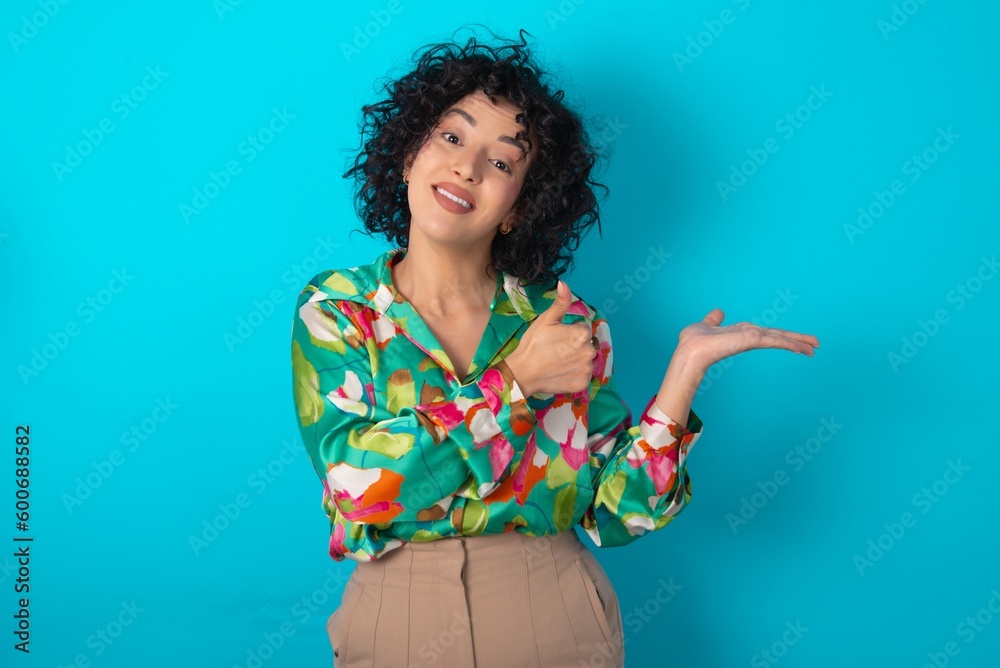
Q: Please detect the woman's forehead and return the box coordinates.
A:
[439,91,535,155]
[442,91,521,122]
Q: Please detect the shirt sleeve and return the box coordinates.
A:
[290,284,538,560]
[578,307,704,548]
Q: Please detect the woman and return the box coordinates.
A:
[290,27,819,667]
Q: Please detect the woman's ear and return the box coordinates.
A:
[500,208,524,233]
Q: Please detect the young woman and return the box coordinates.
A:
[290,27,819,667]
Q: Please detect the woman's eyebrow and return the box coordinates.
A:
[442,108,528,161]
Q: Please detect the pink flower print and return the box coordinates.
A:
[422,401,466,433]
[647,447,679,496]
[631,437,680,496]
[486,433,515,484]
[539,394,589,471]
[478,366,505,413]
[329,520,347,559]
[339,302,374,342]
[566,296,590,317]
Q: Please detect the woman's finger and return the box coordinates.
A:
[752,330,817,354]
[702,308,725,326]
[755,327,820,347]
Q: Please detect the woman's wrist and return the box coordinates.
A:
[653,344,706,428]
[502,352,534,397]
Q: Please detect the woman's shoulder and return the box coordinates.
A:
[296,248,397,306]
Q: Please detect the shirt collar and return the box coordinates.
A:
[310,246,563,321]
[308,247,589,385]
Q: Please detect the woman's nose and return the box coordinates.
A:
[450,149,480,182]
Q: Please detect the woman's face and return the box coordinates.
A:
[404,89,534,250]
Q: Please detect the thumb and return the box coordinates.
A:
[702,308,725,326]
[540,280,572,323]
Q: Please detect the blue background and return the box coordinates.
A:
[3,1,998,666]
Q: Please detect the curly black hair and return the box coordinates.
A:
[342,25,609,287]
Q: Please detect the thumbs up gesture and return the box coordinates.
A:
[503,280,598,397]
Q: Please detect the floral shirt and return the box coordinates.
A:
[289,247,704,562]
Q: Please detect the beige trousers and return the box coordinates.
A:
[326,528,625,667]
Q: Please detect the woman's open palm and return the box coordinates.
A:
[679,308,820,373]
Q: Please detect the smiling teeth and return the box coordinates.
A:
[436,186,472,208]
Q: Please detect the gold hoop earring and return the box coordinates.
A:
[500,222,512,235]
[402,171,409,185]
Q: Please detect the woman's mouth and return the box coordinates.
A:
[432,184,475,213]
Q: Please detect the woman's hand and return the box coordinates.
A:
[678,308,820,376]
[504,285,821,401]
[650,309,820,426]
[503,280,596,397]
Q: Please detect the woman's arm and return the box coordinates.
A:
[654,344,705,429]
[577,307,704,548]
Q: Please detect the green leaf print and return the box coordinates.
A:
[595,470,627,516]
[461,500,489,535]
[545,453,577,489]
[346,428,414,459]
[508,288,535,317]
[410,529,438,542]
[291,340,324,427]
[321,271,359,296]
[315,322,347,356]
[553,484,577,532]
[493,298,519,316]
[454,474,481,500]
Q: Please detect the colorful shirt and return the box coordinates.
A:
[289,247,704,562]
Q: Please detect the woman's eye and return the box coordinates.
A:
[441,133,511,173]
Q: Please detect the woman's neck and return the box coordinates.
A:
[391,248,500,318]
